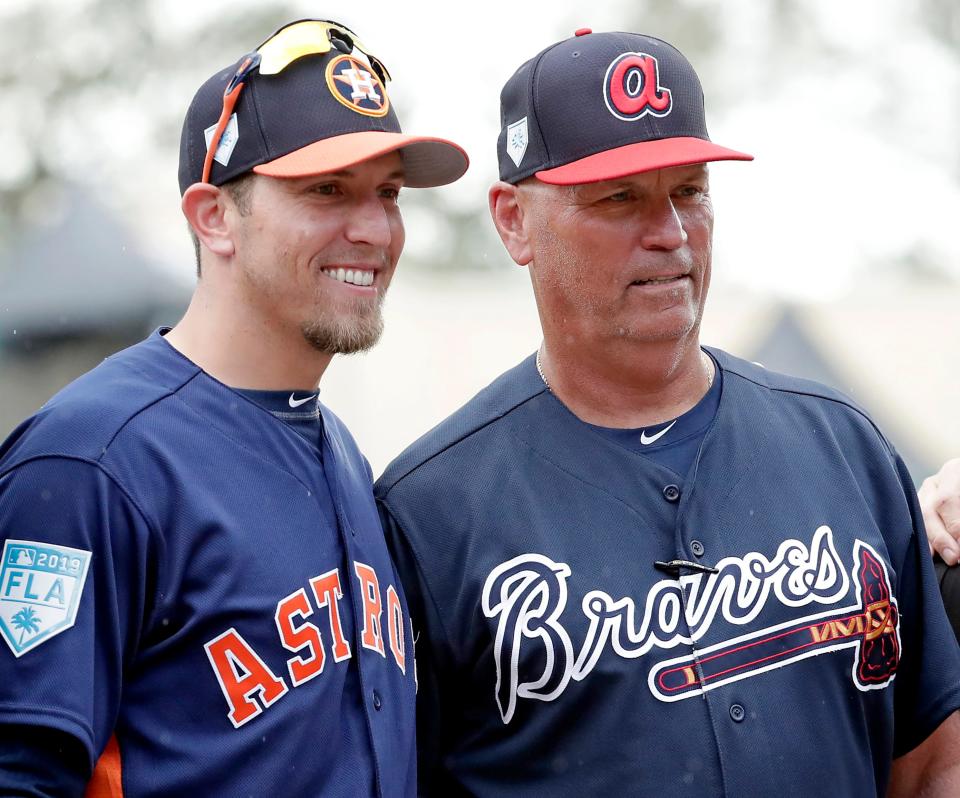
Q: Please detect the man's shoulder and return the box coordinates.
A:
[712,347,874,416]
[711,347,895,457]
[0,333,199,469]
[376,354,543,497]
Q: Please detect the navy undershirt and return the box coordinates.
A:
[235,388,324,453]
[585,353,722,479]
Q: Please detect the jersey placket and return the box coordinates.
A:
[319,425,397,798]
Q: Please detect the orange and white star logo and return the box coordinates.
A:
[325,54,390,117]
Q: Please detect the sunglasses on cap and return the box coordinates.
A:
[201,19,392,184]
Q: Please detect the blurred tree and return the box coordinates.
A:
[919,0,960,181]
[617,0,960,285]
[0,0,300,251]
[920,0,960,50]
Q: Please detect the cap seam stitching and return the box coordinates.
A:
[246,74,272,169]
[530,44,562,170]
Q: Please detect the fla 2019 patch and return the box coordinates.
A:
[0,539,91,657]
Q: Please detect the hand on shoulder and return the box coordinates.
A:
[921,458,960,565]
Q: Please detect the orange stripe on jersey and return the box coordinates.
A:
[85,734,123,797]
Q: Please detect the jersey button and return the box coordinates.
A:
[729,703,745,723]
[691,540,705,557]
[372,690,383,711]
[662,484,681,503]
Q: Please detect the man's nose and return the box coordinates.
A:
[638,197,688,251]
[344,195,394,247]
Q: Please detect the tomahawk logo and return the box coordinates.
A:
[648,542,900,701]
[481,527,900,723]
[603,52,672,121]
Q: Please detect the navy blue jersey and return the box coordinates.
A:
[376,348,960,797]
[0,330,415,797]
[585,352,721,477]
[936,560,960,644]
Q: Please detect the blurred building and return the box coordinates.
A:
[0,187,190,431]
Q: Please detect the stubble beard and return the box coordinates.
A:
[301,292,386,355]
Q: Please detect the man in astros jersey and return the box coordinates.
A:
[0,19,466,797]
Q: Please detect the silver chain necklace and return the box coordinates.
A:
[535,346,551,390]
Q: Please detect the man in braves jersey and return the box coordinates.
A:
[375,29,960,796]
[0,19,466,797]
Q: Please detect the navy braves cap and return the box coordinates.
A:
[497,28,752,185]
[179,23,468,194]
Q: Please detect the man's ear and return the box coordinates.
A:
[488,181,534,267]
[181,183,236,259]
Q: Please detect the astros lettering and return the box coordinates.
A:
[205,561,406,728]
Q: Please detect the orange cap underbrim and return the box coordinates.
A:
[253,130,468,188]
[534,136,752,185]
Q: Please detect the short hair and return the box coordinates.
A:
[188,173,256,277]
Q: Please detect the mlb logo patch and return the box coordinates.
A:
[0,540,91,657]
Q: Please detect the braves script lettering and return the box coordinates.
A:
[481,526,899,723]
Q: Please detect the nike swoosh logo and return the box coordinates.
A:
[288,393,317,408]
[640,420,677,445]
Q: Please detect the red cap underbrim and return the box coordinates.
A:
[534,136,753,185]
[254,130,469,188]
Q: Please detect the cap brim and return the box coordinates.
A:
[253,130,469,188]
[534,137,753,185]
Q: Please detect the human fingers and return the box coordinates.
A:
[920,466,960,564]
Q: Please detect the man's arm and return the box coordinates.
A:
[0,458,151,793]
[0,725,90,797]
[888,711,960,797]
[934,560,960,644]
[920,458,960,564]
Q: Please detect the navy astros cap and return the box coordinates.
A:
[179,20,468,194]
[497,28,752,185]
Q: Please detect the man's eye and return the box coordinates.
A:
[380,187,401,201]
[676,185,705,198]
[312,184,339,196]
[606,191,631,202]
